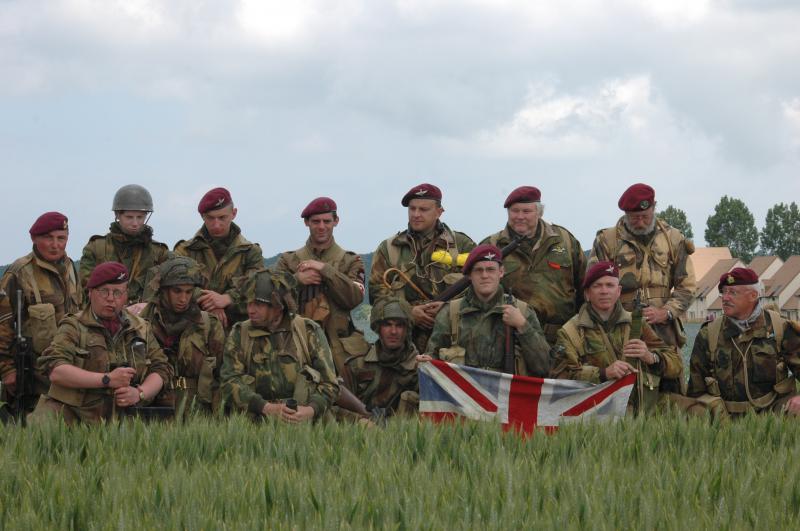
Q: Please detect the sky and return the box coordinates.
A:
[1,0,798,264]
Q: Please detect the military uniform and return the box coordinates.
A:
[0,250,82,413]
[590,217,696,347]
[482,221,586,345]
[80,222,170,304]
[369,222,475,352]
[140,303,225,415]
[551,302,683,413]
[33,309,173,424]
[425,286,550,376]
[687,310,800,417]
[275,237,365,375]
[220,315,339,420]
[173,223,264,326]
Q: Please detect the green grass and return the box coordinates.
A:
[2,413,799,530]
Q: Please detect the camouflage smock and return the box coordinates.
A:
[481,221,586,345]
[221,315,339,418]
[275,238,365,374]
[342,342,419,413]
[80,222,170,304]
[425,286,550,376]
[173,223,264,326]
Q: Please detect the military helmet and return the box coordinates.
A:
[112,184,154,212]
[158,257,204,288]
[369,298,413,333]
[244,270,298,313]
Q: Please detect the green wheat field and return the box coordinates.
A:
[2,412,799,530]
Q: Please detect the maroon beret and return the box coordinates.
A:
[582,261,619,289]
[618,183,655,212]
[29,212,68,236]
[504,186,541,208]
[718,267,759,292]
[87,262,129,289]
[463,244,503,275]
[198,187,233,214]
[401,183,442,207]
[301,197,337,218]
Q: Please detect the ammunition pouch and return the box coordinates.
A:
[27,303,57,354]
[196,356,217,404]
[438,346,466,366]
[340,332,370,357]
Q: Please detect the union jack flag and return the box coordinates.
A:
[419,360,635,434]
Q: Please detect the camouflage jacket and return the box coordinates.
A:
[140,303,225,409]
[369,222,475,352]
[80,223,170,304]
[275,238,365,374]
[590,217,695,318]
[551,303,683,413]
[425,286,550,376]
[481,221,586,344]
[0,251,83,393]
[37,308,173,409]
[221,315,339,418]
[687,311,800,407]
[173,223,264,325]
[342,342,419,413]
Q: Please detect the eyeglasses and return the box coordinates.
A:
[720,287,750,298]
[94,287,128,299]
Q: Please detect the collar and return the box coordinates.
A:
[304,237,340,259]
[576,302,631,329]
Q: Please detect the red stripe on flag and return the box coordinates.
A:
[432,360,498,413]
[560,373,636,417]
[507,374,544,434]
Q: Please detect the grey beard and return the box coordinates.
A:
[624,216,656,236]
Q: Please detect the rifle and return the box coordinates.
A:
[627,291,646,413]
[336,378,387,425]
[14,289,34,427]
[432,236,525,303]
[503,293,516,374]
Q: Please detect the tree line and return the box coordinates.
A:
[658,198,800,262]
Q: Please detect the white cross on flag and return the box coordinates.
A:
[419,360,635,434]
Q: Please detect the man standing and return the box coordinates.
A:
[481,186,586,346]
[140,256,225,415]
[369,183,475,352]
[0,212,82,419]
[80,184,170,311]
[275,197,365,375]
[590,183,696,348]
[341,298,420,416]
[421,244,549,376]
[551,261,683,414]
[174,187,264,328]
[33,262,172,424]
[687,268,800,419]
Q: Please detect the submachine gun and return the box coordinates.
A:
[627,291,659,413]
[13,290,34,427]
[110,358,174,421]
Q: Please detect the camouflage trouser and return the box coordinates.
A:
[667,393,798,421]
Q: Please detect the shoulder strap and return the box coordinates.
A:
[656,219,677,264]
[449,298,462,345]
[767,310,785,350]
[386,236,402,269]
[21,265,43,304]
[598,226,618,260]
[291,315,312,366]
[707,317,725,362]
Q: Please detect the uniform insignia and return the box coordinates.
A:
[640,200,650,209]
[63,220,69,229]
[605,265,615,274]
[117,273,127,280]
[215,197,225,207]
[415,189,428,196]
[726,275,735,285]
[551,246,566,254]
[484,252,496,260]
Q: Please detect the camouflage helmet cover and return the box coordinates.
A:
[113,184,154,212]
[242,269,298,313]
[158,256,204,288]
[369,297,413,333]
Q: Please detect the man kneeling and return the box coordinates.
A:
[550,261,682,414]
[33,262,171,424]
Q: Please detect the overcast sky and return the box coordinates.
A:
[1,0,798,264]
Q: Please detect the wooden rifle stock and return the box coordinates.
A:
[432,236,525,303]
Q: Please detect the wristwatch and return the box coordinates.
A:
[137,387,146,402]
[102,373,110,387]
